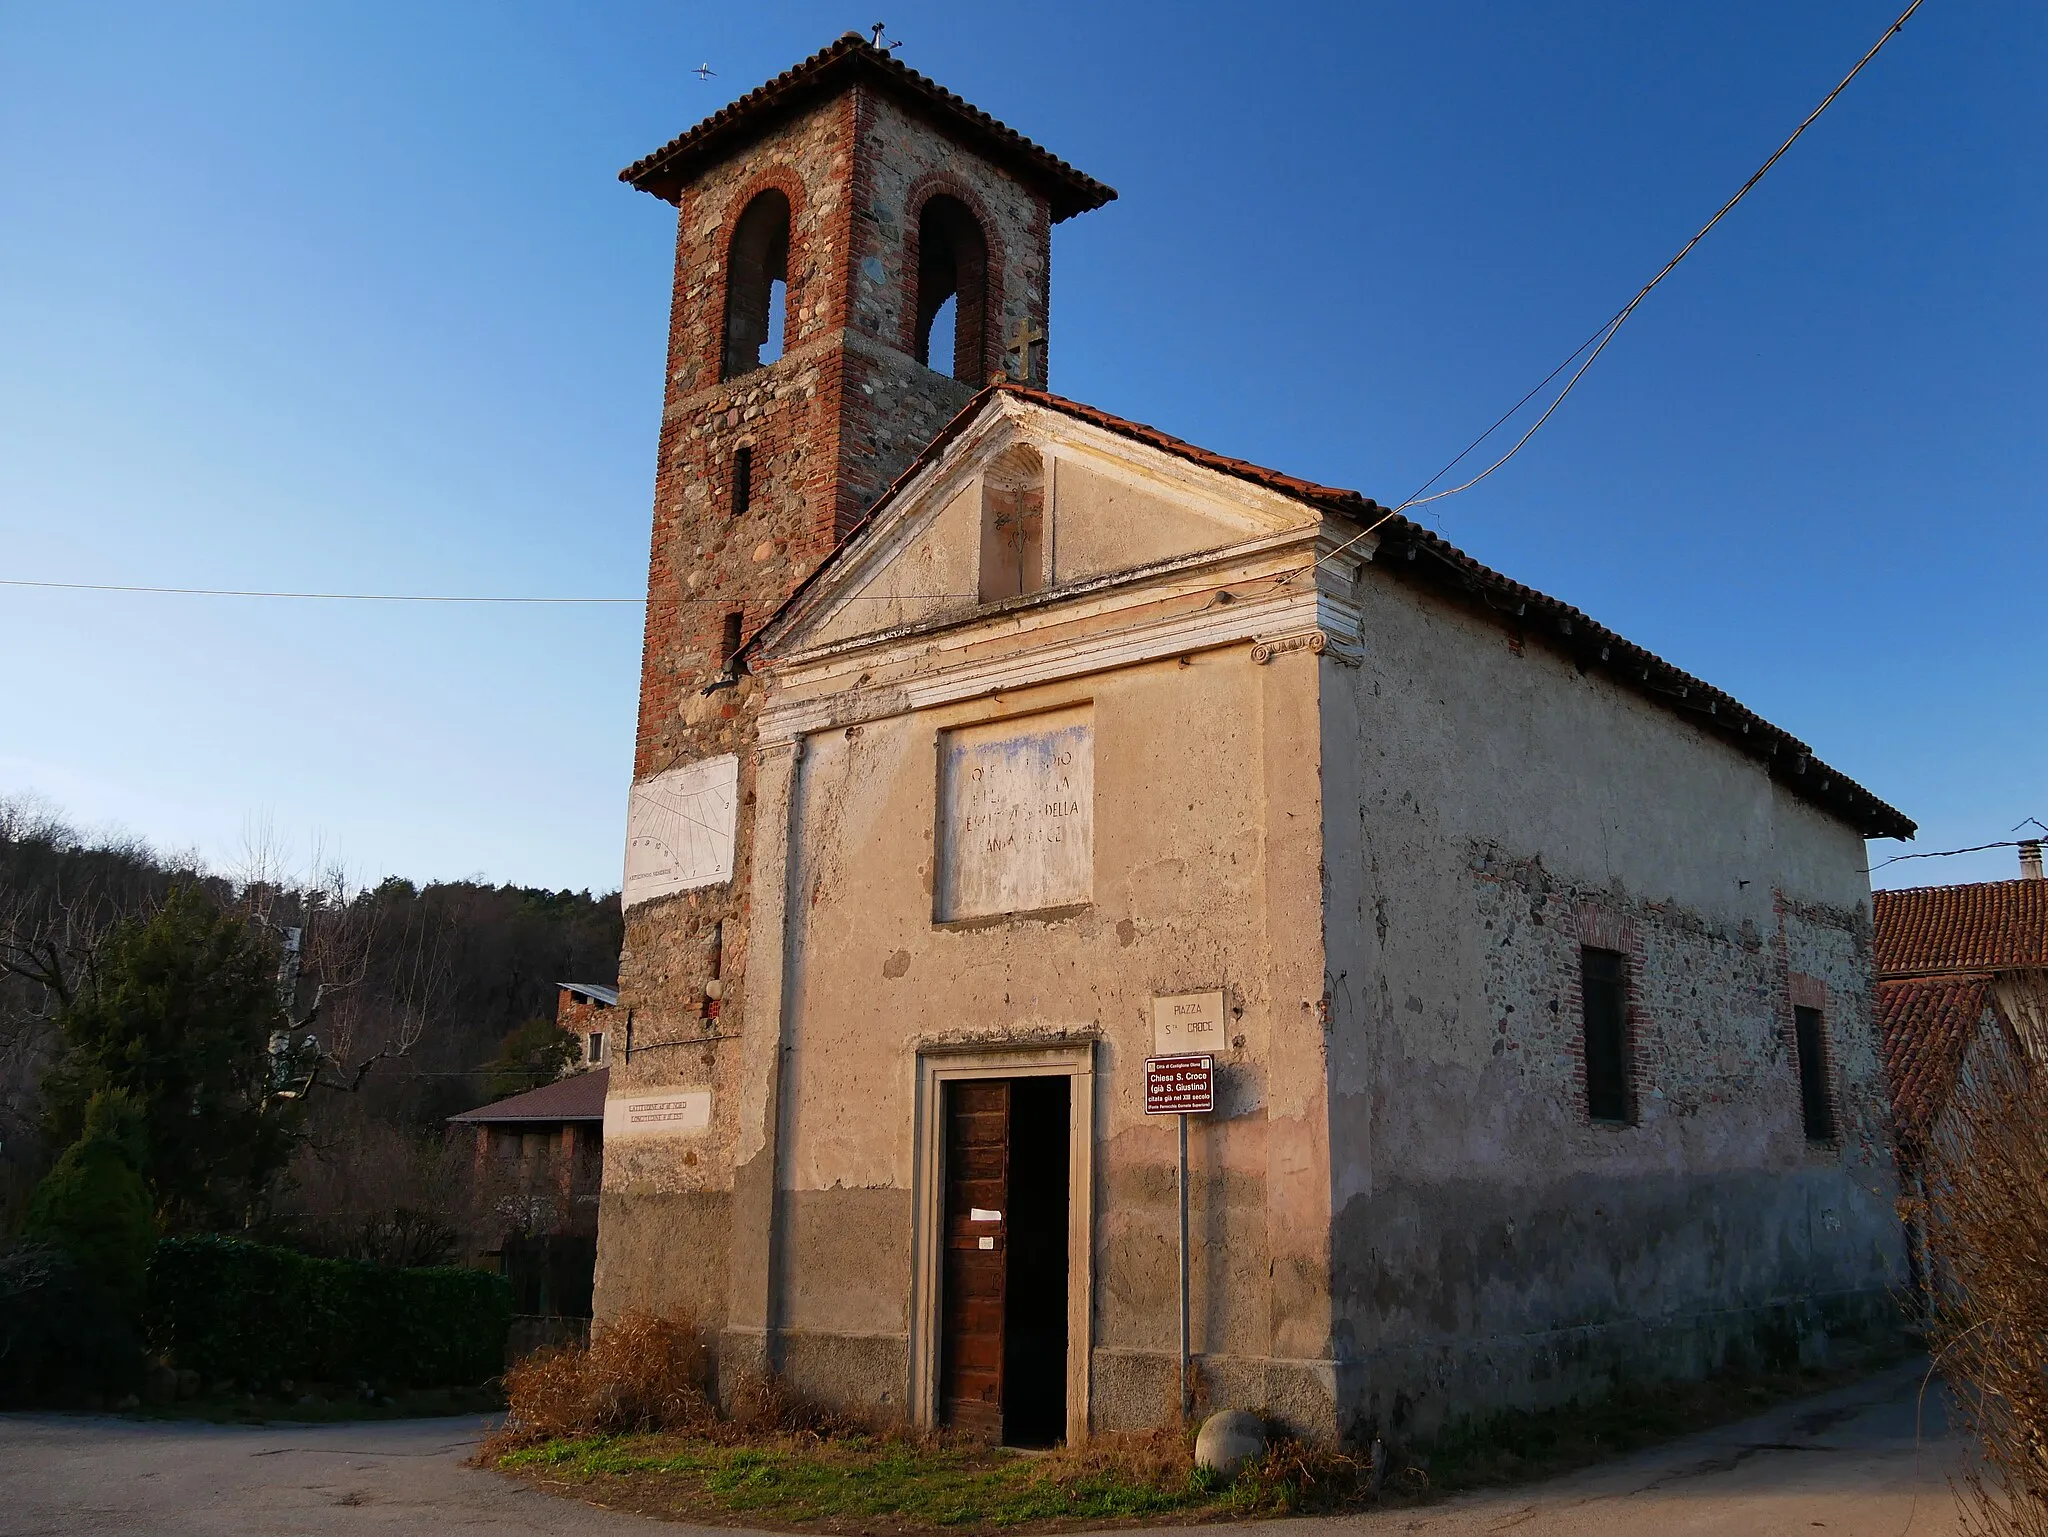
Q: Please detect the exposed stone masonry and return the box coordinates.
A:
[604,71,1080,1338]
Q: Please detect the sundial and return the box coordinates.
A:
[624,753,740,907]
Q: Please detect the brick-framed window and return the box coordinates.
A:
[1793,1005,1836,1144]
[1580,945,1634,1124]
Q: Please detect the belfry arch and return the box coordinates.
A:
[722,188,791,380]
[914,195,990,386]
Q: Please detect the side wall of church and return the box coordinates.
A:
[749,645,1336,1433]
[1317,569,1903,1440]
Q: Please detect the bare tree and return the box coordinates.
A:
[1915,1046,2048,1537]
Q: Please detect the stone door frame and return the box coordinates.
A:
[909,1038,1096,1444]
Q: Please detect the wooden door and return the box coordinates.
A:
[939,1080,1009,1438]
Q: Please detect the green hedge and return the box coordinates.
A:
[146,1236,512,1389]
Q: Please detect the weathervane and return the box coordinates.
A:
[868,22,901,51]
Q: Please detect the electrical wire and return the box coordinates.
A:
[6,5,1927,612]
[0,578,981,604]
[1303,0,1926,581]
[1868,838,2043,875]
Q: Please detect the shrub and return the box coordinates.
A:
[24,1090,155,1307]
[497,1310,713,1443]
[146,1235,511,1389]
[1913,1049,2048,1537]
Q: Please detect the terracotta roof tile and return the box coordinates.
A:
[449,1067,608,1125]
[751,383,1910,842]
[621,35,1115,220]
[1874,880,2048,977]
[1877,975,1997,1139]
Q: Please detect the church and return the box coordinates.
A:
[594,34,1913,1446]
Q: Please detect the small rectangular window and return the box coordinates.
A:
[1581,946,1632,1124]
[1794,1005,1835,1143]
[588,1031,604,1064]
[732,445,752,516]
[720,611,743,667]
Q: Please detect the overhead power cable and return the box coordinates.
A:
[1305,0,1926,579]
[0,578,979,604]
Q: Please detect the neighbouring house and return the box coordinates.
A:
[450,982,617,1349]
[596,34,1916,1446]
[556,981,618,1071]
[1874,844,2048,1293]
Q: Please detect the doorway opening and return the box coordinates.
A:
[938,1075,1070,1446]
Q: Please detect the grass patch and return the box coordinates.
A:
[492,1428,1350,1530]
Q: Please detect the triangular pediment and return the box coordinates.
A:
[753,392,1333,663]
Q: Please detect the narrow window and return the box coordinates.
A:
[1794,1005,1835,1143]
[732,445,753,516]
[722,190,791,380]
[978,445,1046,602]
[588,1031,604,1065]
[914,195,989,385]
[720,611,743,667]
[1581,946,1632,1123]
[709,919,725,980]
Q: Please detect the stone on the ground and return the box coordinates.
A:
[1195,1409,1266,1477]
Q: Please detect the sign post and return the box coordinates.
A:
[1144,1051,1214,1419]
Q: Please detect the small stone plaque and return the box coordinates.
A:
[605,1088,712,1139]
[1152,991,1226,1055]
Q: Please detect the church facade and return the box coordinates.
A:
[597,36,1913,1446]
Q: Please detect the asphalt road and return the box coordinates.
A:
[0,1360,1969,1537]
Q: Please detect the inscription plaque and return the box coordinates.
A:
[935,707,1093,921]
[605,1088,712,1139]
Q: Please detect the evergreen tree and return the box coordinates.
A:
[42,887,297,1231]
[24,1089,155,1306]
[485,1017,580,1098]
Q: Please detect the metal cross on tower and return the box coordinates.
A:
[1006,317,1046,387]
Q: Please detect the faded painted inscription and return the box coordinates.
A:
[936,708,1093,921]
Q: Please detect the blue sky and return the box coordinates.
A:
[1,2,2040,895]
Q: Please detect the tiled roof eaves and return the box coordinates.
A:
[742,382,1913,842]
[620,34,1116,220]
[1874,879,2048,975]
[1877,974,1996,1139]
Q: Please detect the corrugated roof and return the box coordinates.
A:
[746,383,1913,842]
[1876,975,1997,1140]
[1875,880,2048,977]
[449,1067,608,1125]
[559,981,619,1007]
[620,34,1115,220]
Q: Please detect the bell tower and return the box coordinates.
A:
[601,36,1111,1340]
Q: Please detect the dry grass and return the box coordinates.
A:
[488,1311,716,1448]
[1913,1049,2048,1537]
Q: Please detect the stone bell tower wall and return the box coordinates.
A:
[601,72,1071,1350]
